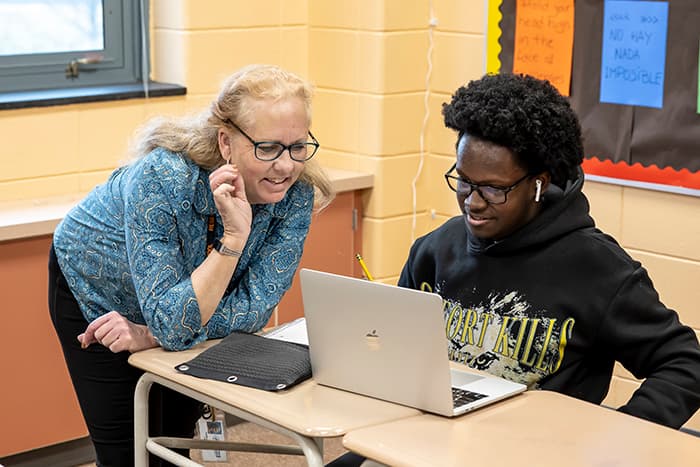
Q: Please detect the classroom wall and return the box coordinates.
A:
[0,0,698,431]
[308,0,485,284]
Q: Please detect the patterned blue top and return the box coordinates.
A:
[53,148,314,350]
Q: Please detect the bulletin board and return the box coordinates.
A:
[488,0,700,194]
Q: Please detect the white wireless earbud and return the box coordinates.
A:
[535,179,542,202]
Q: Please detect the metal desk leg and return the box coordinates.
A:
[134,373,154,467]
[134,372,326,467]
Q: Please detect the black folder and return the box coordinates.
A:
[175,331,311,391]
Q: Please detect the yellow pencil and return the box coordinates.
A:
[355,253,374,281]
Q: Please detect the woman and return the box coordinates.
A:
[49,64,333,466]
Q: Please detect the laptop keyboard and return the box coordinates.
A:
[452,387,488,407]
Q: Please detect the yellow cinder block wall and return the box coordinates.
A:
[1,0,698,431]
[310,0,487,282]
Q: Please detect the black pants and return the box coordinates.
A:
[326,452,367,466]
[48,246,202,467]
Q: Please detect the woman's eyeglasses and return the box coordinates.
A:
[225,119,319,162]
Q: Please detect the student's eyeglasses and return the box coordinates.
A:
[444,163,531,205]
[225,119,320,162]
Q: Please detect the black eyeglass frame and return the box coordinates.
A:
[224,119,320,162]
[444,163,532,205]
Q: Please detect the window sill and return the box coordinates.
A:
[0,81,186,110]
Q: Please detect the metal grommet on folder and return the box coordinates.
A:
[227,375,238,383]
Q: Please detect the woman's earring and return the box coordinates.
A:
[535,179,542,202]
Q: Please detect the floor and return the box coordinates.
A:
[76,419,348,466]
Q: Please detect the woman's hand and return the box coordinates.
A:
[209,163,252,243]
[78,311,159,353]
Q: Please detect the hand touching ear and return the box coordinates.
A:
[209,164,252,242]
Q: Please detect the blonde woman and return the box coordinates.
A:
[49,64,333,466]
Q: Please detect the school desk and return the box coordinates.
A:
[128,339,420,467]
[342,389,700,467]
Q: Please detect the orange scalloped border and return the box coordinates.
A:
[582,157,700,190]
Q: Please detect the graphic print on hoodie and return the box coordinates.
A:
[420,280,575,389]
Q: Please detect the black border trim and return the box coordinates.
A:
[0,81,186,110]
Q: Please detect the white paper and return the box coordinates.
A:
[263,317,308,346]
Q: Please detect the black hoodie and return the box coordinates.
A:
[399,169,700,429]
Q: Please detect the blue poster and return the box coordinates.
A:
[599,1,669,109]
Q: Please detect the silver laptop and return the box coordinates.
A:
[299,268,526,417]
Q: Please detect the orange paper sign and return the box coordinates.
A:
[513,0,574,96]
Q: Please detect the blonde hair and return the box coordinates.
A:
[129,64,334,209]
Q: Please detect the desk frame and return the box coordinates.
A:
[134,372,324,467]
[130,339,419,467]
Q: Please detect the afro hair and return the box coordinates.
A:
[442,73,584,187]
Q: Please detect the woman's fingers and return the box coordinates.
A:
[98,325,123,348]
[210,167,252,238]
[229,165,247,203]
[210,165,249,205]
[79,311,130,350]
[78,311,157,353]
[79,312,113,348]
[108,336,129,354]
[77,332,89,347]
[209,164,239,191]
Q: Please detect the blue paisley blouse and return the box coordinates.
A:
[53,147,314,350]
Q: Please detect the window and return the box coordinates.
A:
[0,0,148,94]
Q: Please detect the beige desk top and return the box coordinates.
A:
[343,390,700,467]
[128,339,419,438]
[0,166,373,242]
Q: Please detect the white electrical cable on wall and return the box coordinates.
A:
[411,0,436,243]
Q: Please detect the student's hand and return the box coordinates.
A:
[78,311,159,353]
[209,163,252,243]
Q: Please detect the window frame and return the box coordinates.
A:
[0,0,147,94]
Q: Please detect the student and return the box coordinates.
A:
[399,73,700,429]
[331,71,700,467]
[48,64,333,466]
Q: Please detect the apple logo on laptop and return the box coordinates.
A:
[365,329,380,350]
